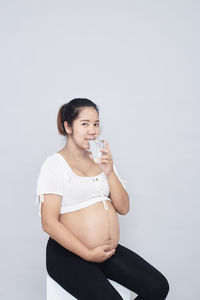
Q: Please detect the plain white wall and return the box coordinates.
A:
[0,0,199,299]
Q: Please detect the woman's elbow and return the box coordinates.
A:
[121,208,130,215]
[41,218,58,233]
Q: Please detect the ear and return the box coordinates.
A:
[64,121,72,134]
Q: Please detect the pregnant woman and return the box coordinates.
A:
[36,98,170,300]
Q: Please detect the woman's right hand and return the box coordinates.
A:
[86,244,116,263]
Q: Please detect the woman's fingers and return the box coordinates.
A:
[89,153,93,161]
[99,148,108,154]
[103,140,110,151]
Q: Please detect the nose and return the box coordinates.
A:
[88,125,98,134]
[87,129,98,139]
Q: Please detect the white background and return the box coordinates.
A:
[0,0,199,299]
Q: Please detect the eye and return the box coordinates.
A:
[82,123,99,126]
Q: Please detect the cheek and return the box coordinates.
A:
[76,126,85,134]
[80,129,88,138]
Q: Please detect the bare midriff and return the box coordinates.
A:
[59,200,120,251]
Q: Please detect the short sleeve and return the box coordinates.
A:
[113,164,128,191]
[35,156,64,217]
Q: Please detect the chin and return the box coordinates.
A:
[81,143,90,151]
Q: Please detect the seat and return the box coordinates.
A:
[47,273,133,299]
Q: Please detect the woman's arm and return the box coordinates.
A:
[43,220,93,260]
[107,171,130,215]
[41,194,92,261]
[89,140,130,215]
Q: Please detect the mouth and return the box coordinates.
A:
[86,137,96,141]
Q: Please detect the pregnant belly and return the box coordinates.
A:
[59,200,120,250]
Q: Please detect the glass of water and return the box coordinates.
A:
[88,138,105,163]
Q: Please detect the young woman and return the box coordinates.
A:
[36,98,170,299]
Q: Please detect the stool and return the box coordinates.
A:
[47,273,133,299]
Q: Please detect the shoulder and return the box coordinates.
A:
[38,153,64,175]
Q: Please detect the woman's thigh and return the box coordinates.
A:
[46,237,123,300]
[99,243,170,300]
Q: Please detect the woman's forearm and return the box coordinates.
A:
[43,221,92,261]
[107,171,129,214]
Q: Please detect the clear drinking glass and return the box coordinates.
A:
[88,138,105,163]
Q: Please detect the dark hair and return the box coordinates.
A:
[57,98,99,136]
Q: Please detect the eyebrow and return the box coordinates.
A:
[80,119,100,122]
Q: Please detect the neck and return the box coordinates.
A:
[61,139,89,161]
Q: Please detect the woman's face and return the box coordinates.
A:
[69,107,101,150]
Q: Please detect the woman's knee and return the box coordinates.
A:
[149,273,170,299]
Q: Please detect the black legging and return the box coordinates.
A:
[46,237,170,300]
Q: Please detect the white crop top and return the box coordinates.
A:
[35,152,127,217]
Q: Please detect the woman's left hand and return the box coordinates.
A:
[89,140,114,176]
